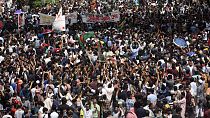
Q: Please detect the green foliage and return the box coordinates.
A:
[32,0,58,8]
[33,0,42,7]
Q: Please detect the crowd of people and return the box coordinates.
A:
[1,0,210,118]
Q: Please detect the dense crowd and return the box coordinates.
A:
[1,0,210,118]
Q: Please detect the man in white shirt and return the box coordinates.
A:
[14,105,24,118]
[190,78,197,97]
[187,61,195,75]
[104,81,114,101]
[44,96,53,112]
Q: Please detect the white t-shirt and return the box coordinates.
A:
[50,112,59,118]
[104,82,114,101]
[187,65,194,75]
[31,88,36,99]
[190,82,197,96]
[14,109,24,118]
[85,109,93,118]
[44,98,53,111]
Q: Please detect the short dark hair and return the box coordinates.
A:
[43,107,48,113]
[61,97,67,104]
[51,105,57,111]
[39,101,45,107]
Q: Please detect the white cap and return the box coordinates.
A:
[36,80,40,84]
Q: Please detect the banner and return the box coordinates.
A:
[53,15,65,31]
[81,11,120,23]
[40,12,77,25]
[53,7,66,31]
[39,13,55,25]
[65,12,78,25]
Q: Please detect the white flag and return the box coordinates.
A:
[39,13,55,25]
[55,7,62,20]
[53,7,66,31]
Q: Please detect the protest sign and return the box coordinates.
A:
[40,12,77,25]
[65,12,78,25]
[39,13,55,25]
[81,11,120,23]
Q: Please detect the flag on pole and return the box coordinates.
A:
[76,32,95,48]
[56,7,62,19]
[53,7,66,31]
